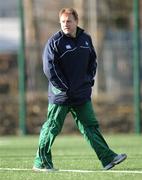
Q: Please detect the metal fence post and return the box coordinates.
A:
[133,0,141,133]
[18,0,26,134]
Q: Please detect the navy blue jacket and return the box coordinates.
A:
[42,27,97,105]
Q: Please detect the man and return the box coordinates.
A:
[33,8,127,172]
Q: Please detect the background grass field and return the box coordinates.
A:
[0,134,142,180]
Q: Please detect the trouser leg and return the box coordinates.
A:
[34,103,69,168]
[70,101,117,167]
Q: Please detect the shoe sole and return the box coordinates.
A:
[104,164,114,170]
[104,154,127,170]
[113,154,127,165]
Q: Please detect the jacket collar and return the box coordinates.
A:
[61,26,84,38]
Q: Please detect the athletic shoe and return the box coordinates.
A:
[32,166,58,172]
[104,153,127,170]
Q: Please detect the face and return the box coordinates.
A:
[60,13,78,37]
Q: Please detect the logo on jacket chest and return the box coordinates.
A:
[65,44,72,49]
[85,41,89,46]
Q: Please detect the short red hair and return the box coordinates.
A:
[59,8,78,21]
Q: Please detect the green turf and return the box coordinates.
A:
[0,134,142,180]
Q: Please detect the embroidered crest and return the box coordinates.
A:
[66,45,72,49]
[85,41,89,46]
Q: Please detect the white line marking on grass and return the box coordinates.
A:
[0,168,31,171]
[59,169,142,174]
[0,168,142,174]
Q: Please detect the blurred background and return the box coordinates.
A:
[0,0,141,135]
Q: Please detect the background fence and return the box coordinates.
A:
[0,0,141,135]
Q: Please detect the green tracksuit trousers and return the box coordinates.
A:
[34,101,117,168]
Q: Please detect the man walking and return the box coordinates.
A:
[33,8,127,171]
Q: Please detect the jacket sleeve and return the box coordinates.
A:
[42,40,69,91]
[88,36,97,86]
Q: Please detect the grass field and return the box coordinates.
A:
[0,134,142,180]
